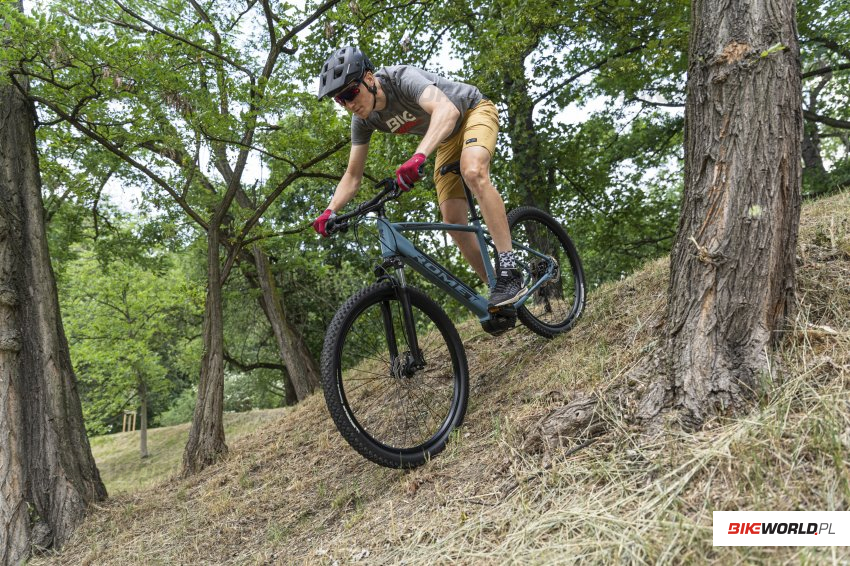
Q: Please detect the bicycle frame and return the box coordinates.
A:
[330,178,561,325]
[373,193,559,323]
[377,217,494,321]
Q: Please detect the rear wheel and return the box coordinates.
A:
[321,281,468,468]
[507,206,586,338]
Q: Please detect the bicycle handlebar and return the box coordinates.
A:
[326,177,403,235]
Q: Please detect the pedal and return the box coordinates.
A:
[481,309,517,336]
[487,304,517,316]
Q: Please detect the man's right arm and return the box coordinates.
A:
[328,143,369,212]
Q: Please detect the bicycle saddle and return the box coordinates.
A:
[439,161,461,176]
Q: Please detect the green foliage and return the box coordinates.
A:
[223,372,284,412]
[798,0,850,196]
[61,244,203,435]
[156,386,197,427]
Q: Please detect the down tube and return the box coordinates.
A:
[377,219,491,320]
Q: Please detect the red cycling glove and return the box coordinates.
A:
[395,153,426,191]
[312,208,336,237]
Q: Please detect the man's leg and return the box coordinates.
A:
[459,146,511,253]
[460,145,526,306]
[439,198,488,284]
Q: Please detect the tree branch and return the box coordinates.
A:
[532,44,645,107]
[807,36,850,61]
[622,233,676,252]
[137,140,219,196]
[112,0,255,78]
[802,63,850,79]
[23,88,210,231]
[259,0,277,48]
[275,0,342,54]
[804,110,850,130]
[223,350,285,373]
[628,96,685,108]
[219,139,348,282]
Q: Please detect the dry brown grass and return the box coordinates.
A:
[35,191,850,565]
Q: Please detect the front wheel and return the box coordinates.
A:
[507,206,586,338]
[321,281,469,468]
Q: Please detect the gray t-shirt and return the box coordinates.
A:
[351,65,485,146]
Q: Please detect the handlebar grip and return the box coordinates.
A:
[326,218,348,235]
[325,217,336,234]
[323,178,401,236]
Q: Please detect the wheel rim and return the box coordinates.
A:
[511,216,582,330]
[335,294,461,453]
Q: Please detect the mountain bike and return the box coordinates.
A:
[321,161,586,468]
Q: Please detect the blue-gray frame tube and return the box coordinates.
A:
[377,219,492,320]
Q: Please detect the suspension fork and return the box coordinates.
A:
[375,258,423,366]
[392,267,424,366]
[379,300,400,362]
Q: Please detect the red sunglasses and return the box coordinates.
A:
[334,80,362,106]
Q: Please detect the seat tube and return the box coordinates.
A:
[465,184,496,286]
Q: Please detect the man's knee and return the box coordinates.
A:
[440,199,468,224]
[460,146,492,190]
[463,167,480,192]
[460,165,488,192]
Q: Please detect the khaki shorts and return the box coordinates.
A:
[434,99,499,204]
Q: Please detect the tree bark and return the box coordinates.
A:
[802,121,826,179]
[249,246,320,402]
[181,225,228,476]
[502,57,552,212]
[0,79,107,563]
[801,75,829,193]
[229,188,319,403]
[638,0,802,428]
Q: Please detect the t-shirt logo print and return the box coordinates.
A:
[386,111,422,134]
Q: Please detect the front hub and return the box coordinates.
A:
[391,351,424,379]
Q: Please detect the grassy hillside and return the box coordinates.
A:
[37,192,849,565]
[89,409,290,494]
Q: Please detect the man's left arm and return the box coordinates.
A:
[415,85,460,157]
[395,84,460,190]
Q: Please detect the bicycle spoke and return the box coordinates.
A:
[510,211,584,334]
[337,293,458,450]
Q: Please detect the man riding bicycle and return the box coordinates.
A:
[312,46,526,307]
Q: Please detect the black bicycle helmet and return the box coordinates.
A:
[317,46,375,100]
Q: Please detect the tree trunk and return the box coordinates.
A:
[250,246,320,401]
[801,121,826,178]
[1,79,107,563]
[181,225,227,476]
[638,0,802,428]
[801,78,828,195]
[503,59,552,212]
[139,377,149,459]
[230,188,319,403]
